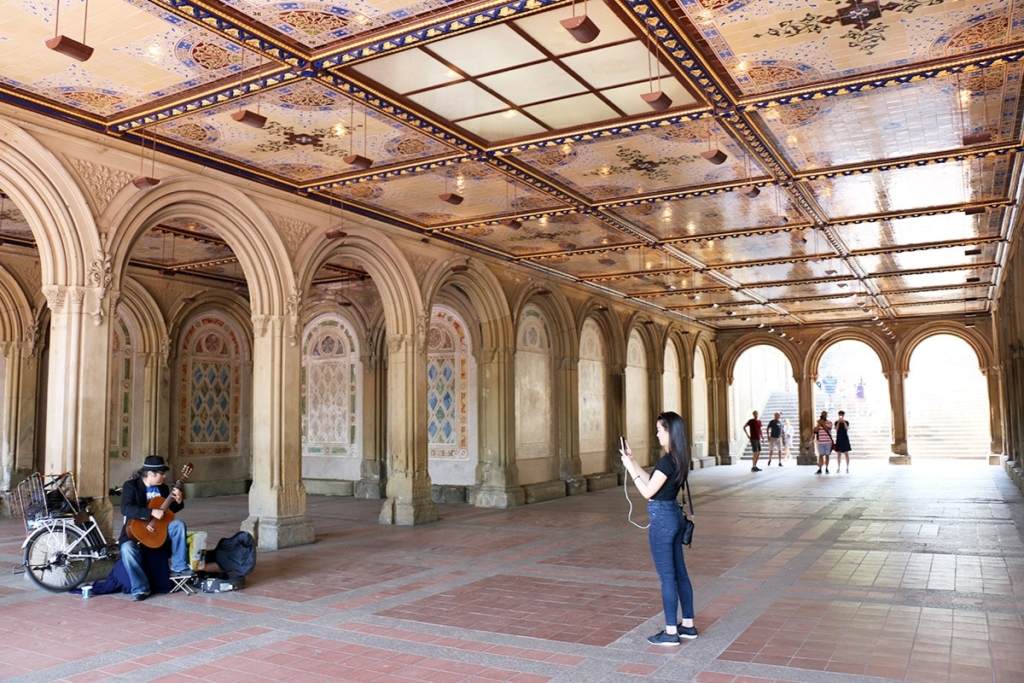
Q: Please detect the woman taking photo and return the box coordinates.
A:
[620,411,697,645]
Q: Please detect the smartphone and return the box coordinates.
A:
[619,436,626,452]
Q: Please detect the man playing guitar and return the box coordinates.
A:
[119,456,192,601]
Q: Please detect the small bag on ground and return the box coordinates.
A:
[196,531,256,592]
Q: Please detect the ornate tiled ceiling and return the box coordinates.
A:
[2,0,1022,331]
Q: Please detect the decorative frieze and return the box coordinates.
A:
[270,213,317,258]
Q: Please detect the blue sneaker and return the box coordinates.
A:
[647,630,680,646]
[678,625,698,639]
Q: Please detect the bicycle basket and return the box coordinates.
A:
[14,472,79,531]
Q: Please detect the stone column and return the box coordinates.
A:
[379,329,437,525]
[474,346,524,507]
[711,373,734,464]
[796,373,817,465]
[886,370,910,464]
[356,338,386,499]
[140,352,162,457]
[608,362,626,476]
[0,341,32,490]
[42,285,114,532]
[983,365,1003,464]
[557,354,584,494]
[243,315,315,548]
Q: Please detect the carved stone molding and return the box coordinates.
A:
[89,251,114,324]
[69,159,134,214]
[70,287,86,307]
[42,285,66,311]
[252,315,269,338]
[386,334,413,354]
[404,251,434,285]
[286,286,302,346]
[270,213,316,258]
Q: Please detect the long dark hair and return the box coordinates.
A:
[657,411,690,485]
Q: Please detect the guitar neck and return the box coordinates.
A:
[159,480,185,511]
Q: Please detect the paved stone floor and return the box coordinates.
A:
[2,459,1023,682]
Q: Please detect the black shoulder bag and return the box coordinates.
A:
[681,477,694,547]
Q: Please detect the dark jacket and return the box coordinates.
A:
[118,477,185,545]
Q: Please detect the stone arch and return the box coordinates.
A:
[720,334,801,385]
[511,285,576,360]
[692,331,718,377]
[575,300,625,368]
[297,227,423,337]
[103,177,293,317]
[0,119,100,286]
[666,327,694,380]
[0,266,33,346]
[425,259,513,353]
[804,327,894,379]
[623,313,663,374]
[895,322,994,375]
[167,291,254,359]
[118,277,169,356]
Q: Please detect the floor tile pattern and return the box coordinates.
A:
[1,460,1023,682]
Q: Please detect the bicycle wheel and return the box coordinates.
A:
[23,525,92,592]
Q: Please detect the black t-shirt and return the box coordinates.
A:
[652,454,684,501]
[767,419,782,438]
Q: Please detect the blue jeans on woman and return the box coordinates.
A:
[120,519,189,597]
[648,499,694,626]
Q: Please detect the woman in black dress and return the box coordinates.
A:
[834,410,851,473]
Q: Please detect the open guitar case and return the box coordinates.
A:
[194,531,256,592]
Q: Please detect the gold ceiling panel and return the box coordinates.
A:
[441,213,634,258]
[1,0,1021,329]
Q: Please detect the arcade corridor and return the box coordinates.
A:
[2,459,1022,683]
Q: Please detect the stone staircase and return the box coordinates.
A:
[906,393,991,460]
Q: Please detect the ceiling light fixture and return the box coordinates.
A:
[500,179,521,229]
[964,205,986,215]
[325,197,347,239]
[439,170,463,205]
[641,30,672,112]
[45,0,94,61]
[231,51,267,129]
[131,136,161,189]
[560,0,600,43]
[343,101,374,170]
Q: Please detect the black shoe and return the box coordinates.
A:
[825,469,830,474]
[132,592,149,602]
[647,630,680,646]
[677,625,698,639]
[751,467,762,472]
[815,469,822,475]
[778,463,782,467]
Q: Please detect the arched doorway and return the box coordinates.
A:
[814,340,892,458]
[729,345,795,460]
[692,346,709,460]
[906,334,990,459]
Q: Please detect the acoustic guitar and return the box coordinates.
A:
[126,462,194,549]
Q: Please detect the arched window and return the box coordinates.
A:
[692,346,709,459]
[515,304,554,485]
[428,306,476,485]
[302,315,362,480]
[663,340,682,415]
[625,329,650,465]
[578,318,607,475]
[178,315,243,458]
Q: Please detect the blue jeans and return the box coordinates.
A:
[648,499,694,626]
[120,518,189,596]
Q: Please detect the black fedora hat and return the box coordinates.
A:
[141,455,170,472]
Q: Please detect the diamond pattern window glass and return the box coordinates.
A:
[427,307,470,460]
[178,316,242,457]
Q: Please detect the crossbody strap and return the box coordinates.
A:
[684,477,694,519]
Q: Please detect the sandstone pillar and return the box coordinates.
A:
[887,370,910,464]
[557,354,584,494]
[796,373,817,465]
[984,365,1003,464]
[356,338,386,498]
[474,346,524,507]
[711,373,734,464]
[379,330,437,525]
[243,315,315,548]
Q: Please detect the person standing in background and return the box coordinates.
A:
[765,412,783,467]
[834,410,852,473]
[782,418,793,462]
[620,412,697,646]
[813,411,833,475]
[744,411,764,472]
